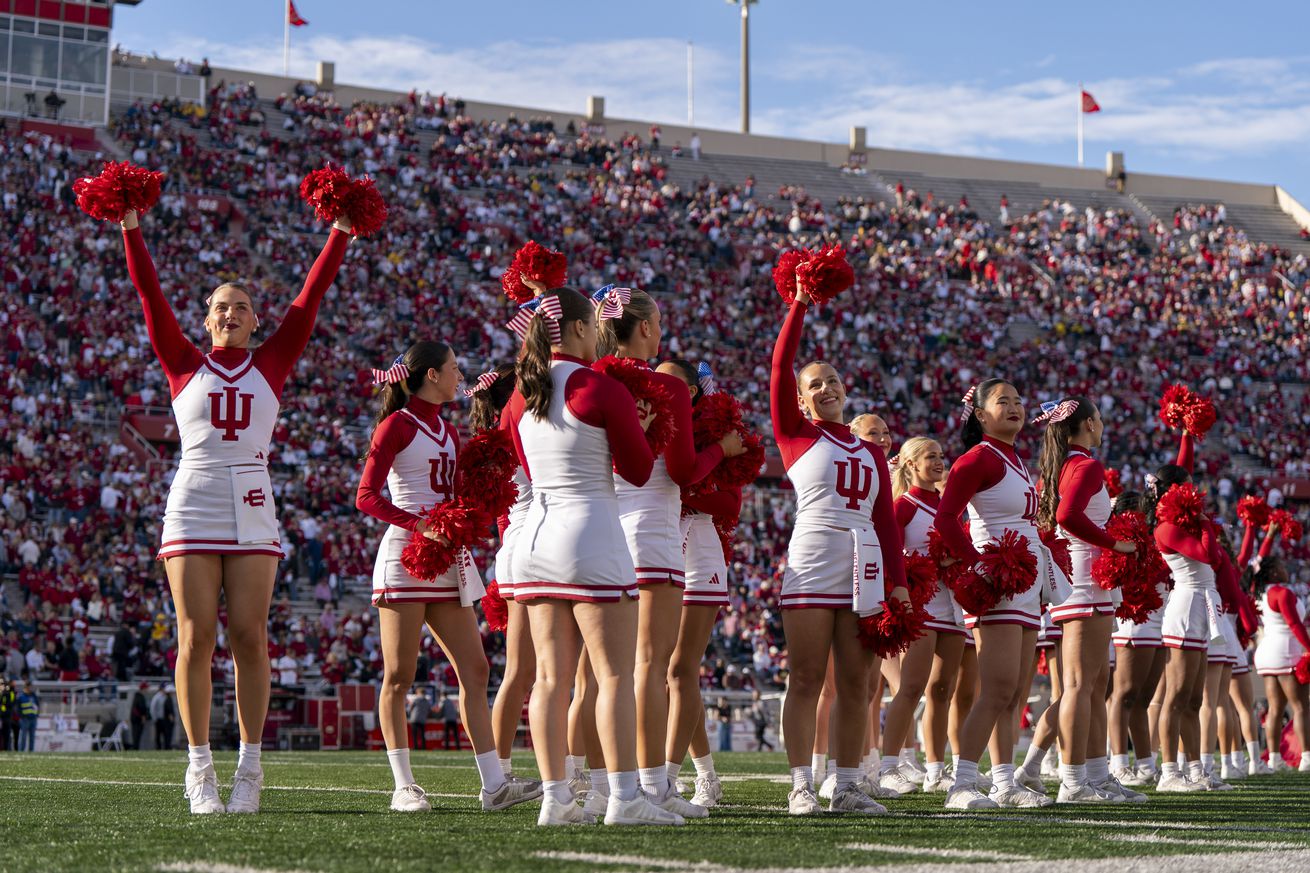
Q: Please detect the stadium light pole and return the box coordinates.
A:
[725,0,758,133]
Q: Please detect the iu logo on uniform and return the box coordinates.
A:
[834,458,873,510]
[209,386,253,441]
[242,488,266,507]
[864,562,880,582]
[428,456,455,499]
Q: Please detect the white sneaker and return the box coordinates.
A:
[817,773,837,800]
[975,769,994,792]
[1249,757,1274,776]
[604,793,683,826]
[673,777,690,795]
[690,775,722,808]
[1157,773,1205,792]
[1204,774,1234,791]
[1300,758,1310,773]
[898,760,926,784]
[878,769,920,796]
[582,790,609,819]
[1015,769,1047,795]
[922,772,955,793]
[945,785,999,810]
[226,767,263,814]
[1094,777,1142,803]
[567,771,589,797]
[1040,749,1061,779]
[990,785,1054,808]
[482,775,544,810]
[829,784,887,815]
[185,765,225,815]
[1056,783,1116,804]
[651,782,708,818]
[539,795,597,826]
[390,783,431,812]
[1114,766,1150,787]
[788,786,823,815]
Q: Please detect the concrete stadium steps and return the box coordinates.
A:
[1135,195,1310,256]
[870,169,1134,221]
[660,151,891,207]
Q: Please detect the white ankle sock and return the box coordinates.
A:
[187,743,213,771]
[1086,756,1109,782]
[590,768,609,796]
[954,758,979,788]
[1020,741,1048,776]
[878,756,898,775]
[543,779,571,803]
[1110,753,1131,771]
[692,754,716,779]
[811,753,826,779]
[1161,761,1179,778]
[387,748,415,790]
[1246,741,1261,762]
[790,765,813,791]
[638,766,667,795]
[1059,763,1086,789]
[608,770,639,802]
[565,755,584,778]
[991,763,1015,792]
[665,760,682,781]
[925,761,945,781]
[475,750,506,793]
[899,748,915,766]
[499,756,512,775]
[1187,760,1204,781]
[835,766,860,788]
[236,741,261,774]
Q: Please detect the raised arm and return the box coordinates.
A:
[1236,521,1257,569]
[355,414,423,531]
[770,300,816,462]
[1056,457,1117,549]
[1175,432,1194,475]
[255,225,352,394]
[121,216,202,396]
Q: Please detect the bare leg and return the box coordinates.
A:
[1058,616,1112,766]
[831,610,877,768]
[923,632,966,765]
[575,598,640,774]
[782,610,837,770]
[634,583,683,772]
[492,600,534,759]
[813,653,836,758]
[222,554,278,744]
[425,602,495,754]
[1277,673,1310,763]
[376,602,426,751]
[949,644,978,757]
[959,625,1026,764]
[666,604,719,767]
[163,555,222,747]
[880,630,937,758]
[1265,675,1289,766]
[525,601,582,781]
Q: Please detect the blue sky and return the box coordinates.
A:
[113,1,1310,204]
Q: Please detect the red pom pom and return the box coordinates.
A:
[1158,383,1191,430]
[1237,496,1272,530]
[1104,468,1123,499]
[73,161,165,222]
[713,512,739,565]
[686,393,765,493]
[857,597,931,657]
[592,356,678,456]
[951,568,998,617]
[1295,652,1310,686]
[773,250,803,304]
[1269,509,1303,543]
[903,553,939,609]
[1158,383,1215,438]
[299,165,388,236]
[978,529,1037,598]
[1039,528,1072,580]
[457,429,519,522]
[343,176,388,237]
[927,526,970,592]
[400,501,491,580]
[1182,396,1216,438]
[501,240,568,303]
[481,580,509,633]
[1157,482,1207,535]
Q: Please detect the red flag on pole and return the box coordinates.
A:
[1081,90,1100,113]
[288,0,309,26]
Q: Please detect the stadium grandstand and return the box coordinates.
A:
[2,0,1309,761]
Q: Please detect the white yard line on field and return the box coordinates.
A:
[0,774,466,798]
[1101,834,1307,850]
[841,844,1032,861]
[159,863,317,873]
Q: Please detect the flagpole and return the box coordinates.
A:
[283,0,290,77]
[1077,81,1084,167]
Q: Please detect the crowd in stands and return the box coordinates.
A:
[2,83,1308,704]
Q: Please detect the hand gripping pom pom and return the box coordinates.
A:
[773,245,854,306]
[687,393,765,493]
[1295,653,1310,686]
[772,250,804,304]
[903,553,939,610]
[978,529,1038,598]
[857,597,931,658]
[950,569,998,619]
[73,161,165,222]
[1158,383,1191,430]
[1157,482,1207,535]
[592,356,678,455]
[501,240,568,304]
[1039,528,1072,580]
[481,581,509,633]
[299,165,388,236]
[1104,468,1123,498]
[1158,383,1215,438]
[1182,396,1216,438]
[1237,495,1272,530]
[400,501,491,580]
[927,526,970,592]
[456,429,520,522]
[1269,509,1303,543]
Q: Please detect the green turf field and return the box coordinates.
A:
[1,751,1308,872]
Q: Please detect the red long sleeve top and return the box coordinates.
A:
[934,436,1027,565]
[1266,585,1310,651]
[629,360,723,486]
[354,396,453,532]
[1055,450,1117,549]
[124,225,350,398]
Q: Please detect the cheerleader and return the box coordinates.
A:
[877,437,967,796]
[504,287,680,826]
[598,290,740,818]
[661,360,739,809]
[1107,492,1169,787]
[1251,549,1310,771]
[1032,398,1143,803]
[770,291,907,816]
[934,379,1056,809]
[1227,511,1277,776]
[468,365,536,782]
[1197,532,1253,789]
[119,207,350,814]
[356,343,540,813]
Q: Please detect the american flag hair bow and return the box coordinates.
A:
[696,361,715,395]
[371,354,410,386]
[1032,399,1079,426]
[959,386,977,423]
[463,370,500,397]
[505,295,564,343]
[592,284,632,320]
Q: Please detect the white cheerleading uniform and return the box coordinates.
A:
[1050,448,1118,622]
[494,466,532,600]
[616,458,685,587]
[507,356,653,602]
[1160,551,1220,652]
[680,513,730,608]
[1254,586,1310,676]
[1112,581,1168,648]
[897,489,963,635]
[361,404,485,606]
[159,354,283,559]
